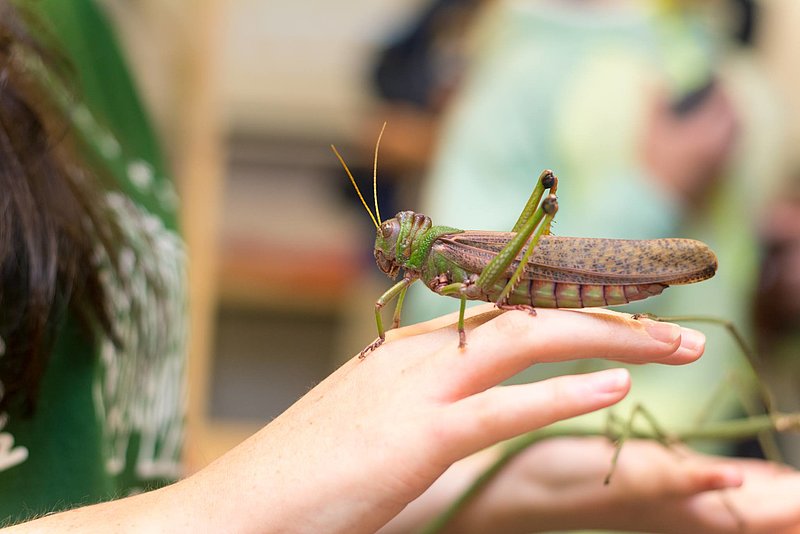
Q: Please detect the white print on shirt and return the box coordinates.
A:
[0,412,28,472]
[92,192,188,481]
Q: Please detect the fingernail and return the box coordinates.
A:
[590,368,630,394]
[642,319,681,344]
[680,327,705,352]
[708,466,743,490]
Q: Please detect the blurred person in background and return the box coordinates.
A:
[748,0,800,469]
[367,0,483,174]
[347,0,485,231]
[400,0,786,446]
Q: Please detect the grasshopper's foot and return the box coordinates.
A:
[359,337,385,359]
[497,303,537,316]
[631,312,658,321]
[458,329,467,349]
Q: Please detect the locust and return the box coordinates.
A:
[332,133,718,358]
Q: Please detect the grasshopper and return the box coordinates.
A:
[332,134,717,357]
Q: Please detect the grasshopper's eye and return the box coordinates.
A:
[380,221,393,239]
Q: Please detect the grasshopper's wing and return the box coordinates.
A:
[435,232,717,286]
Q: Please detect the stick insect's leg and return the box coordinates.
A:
[633,313,774,412]
[692,371,784,463]
[362,277,414,359]
[606,392,749,529]
[511,170,558,233]
[729,375,783,462]
[632,312,783,461]
[605,403,675,485]
[691,371,739,428]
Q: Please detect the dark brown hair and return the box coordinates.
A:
[0,3,115,412]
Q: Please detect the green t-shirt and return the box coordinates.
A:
[0,1,187,523]
[0,192,187,523]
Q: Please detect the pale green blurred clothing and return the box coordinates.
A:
[403,0,784,435]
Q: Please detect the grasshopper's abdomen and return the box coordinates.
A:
[426,234,717,309]
[490,278,667,308]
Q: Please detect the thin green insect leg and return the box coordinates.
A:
[474,194,558,305]
[458,294,467,348]
[438,282,470,348]
[692,371,737,428]
[496,203,557,305]
[605,403,673,485]
[374,278,413,341]
[635,314,784,462]
[475,206,546,291]
[641,314,774,413]
[391,280,414,329]
[511,170,556,233]
[727,374,783,463]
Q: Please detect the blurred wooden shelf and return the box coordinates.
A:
[218,237,363,310]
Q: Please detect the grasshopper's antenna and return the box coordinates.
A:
[373,122,386,226]
[331,144,380,230]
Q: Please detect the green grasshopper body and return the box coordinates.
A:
[377,212,716,310]
[332,140,717,357]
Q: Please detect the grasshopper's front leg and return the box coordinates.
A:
[362,276,416,358]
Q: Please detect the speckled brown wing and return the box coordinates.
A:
[434,232,718,285]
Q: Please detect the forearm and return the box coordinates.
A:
[2,430,404,534]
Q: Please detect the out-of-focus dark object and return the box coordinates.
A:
[753,189,800,467]
[729,0,759,46]
[671,77,716,116]
[373,0,482,112]
[344,0,484,220]
[754,192,800,338]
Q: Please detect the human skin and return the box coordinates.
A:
[382,436,800,534]
[0,306,742,533]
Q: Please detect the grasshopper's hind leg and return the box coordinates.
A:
[435,171,559,349]
[472,171,559,315]
[511,169,558,233]
[476,195,559,313]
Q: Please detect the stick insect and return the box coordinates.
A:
[332,131,718,358]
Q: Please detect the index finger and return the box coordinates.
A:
[386,302,501,341]
[435,308,704,397]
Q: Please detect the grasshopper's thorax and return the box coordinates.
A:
[374,211,462,280]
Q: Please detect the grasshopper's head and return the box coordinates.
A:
[331,128,433,280]
[374,211,431,279]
